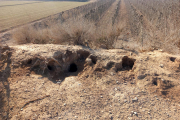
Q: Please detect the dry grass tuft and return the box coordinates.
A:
[13,26,52,44]
[53,17,96,46]
[12,17,96,46]
[95,27,122,49]
[13,26,32,44]
[12,16,122,49]
[48,23,70,44]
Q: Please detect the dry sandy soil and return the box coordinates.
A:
[0,0,180,119]
[0,44,180,120]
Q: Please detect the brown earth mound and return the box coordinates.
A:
[0,44,180,119]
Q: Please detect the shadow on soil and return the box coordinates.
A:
[0,51,12,120]
[31,66,83,83]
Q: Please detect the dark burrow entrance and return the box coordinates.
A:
[153,79,157,86]
[170,57,176,62]
[68,63,78,72]
[47,61,56,72]
[122,56,136,70]
[90,55,97,64]
[47,65,54,71]
[27,59,32,65]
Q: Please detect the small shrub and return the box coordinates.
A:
[32,28,51,44]
[72,29,86,45]
[95,27,122,49]
[13,26,32,44]
[52,30,71,44]
[57,17,96,46]
[13,26,52,44]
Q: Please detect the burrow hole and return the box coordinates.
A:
[161,91,168,95]
[47,61,56,71]
[77,50,90,61]
[106,61,115,70]
[47,65,54,71]
[68,63,78,72]
[90,55,97,64]
[122,56,136,70]
[27,59,32,65]
[170,57,176,62]
[152,79,158,86]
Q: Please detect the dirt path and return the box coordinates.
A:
[114,0,135,50]
[116,0,128,30]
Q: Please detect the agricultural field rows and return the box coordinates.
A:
[113,0,180,54]
[0,1,90,32]
[95,0,120,28]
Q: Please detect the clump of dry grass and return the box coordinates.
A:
[12,16,122,49]
[13,26,52,44]
[95,27,122,49]
[12,17,96,46]
[51,17,96,46]
[48,23,68,44]
[13,26,32,44]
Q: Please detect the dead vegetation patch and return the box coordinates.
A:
[12,13,122,49]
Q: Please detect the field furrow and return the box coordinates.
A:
[95,0,119,28]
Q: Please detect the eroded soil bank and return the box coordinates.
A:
[0,44,180,119]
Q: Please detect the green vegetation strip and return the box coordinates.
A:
[0,1,90,32]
